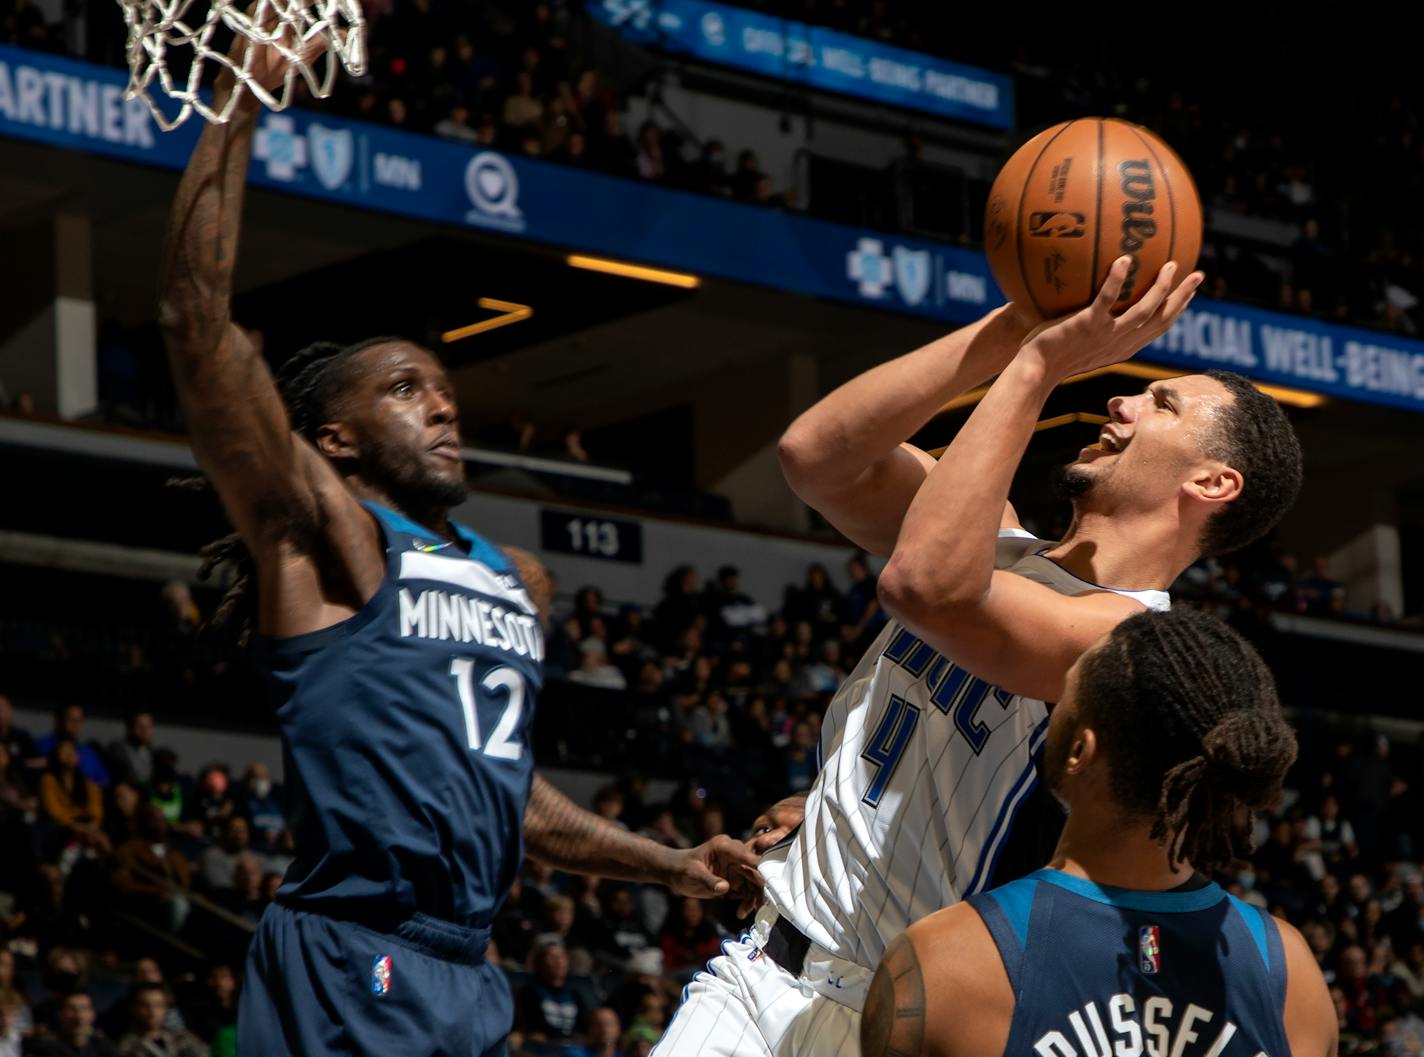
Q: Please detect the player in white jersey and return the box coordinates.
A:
[652,257,1305,1057]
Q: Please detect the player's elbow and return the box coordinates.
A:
[878,554,982,628]
[776,421,823,494]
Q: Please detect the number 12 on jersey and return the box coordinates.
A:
[860,695,920,808]
[450,659,526,761]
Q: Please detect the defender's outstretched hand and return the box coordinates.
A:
[667,835,765,901]
[1019,257,1203,382]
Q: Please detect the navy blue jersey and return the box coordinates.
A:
[969,869,1290,1057]
[262,502,544,929]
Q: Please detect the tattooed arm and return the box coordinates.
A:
[524,775,762,900]
[157,29,379,634]
[861,905,1014,1057]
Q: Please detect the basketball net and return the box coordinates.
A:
[116,0,366,131]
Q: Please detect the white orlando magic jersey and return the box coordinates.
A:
[761,530,1170,973]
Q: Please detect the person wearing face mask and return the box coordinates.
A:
[237,764,284,851]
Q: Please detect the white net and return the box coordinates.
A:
[117,0,367,131]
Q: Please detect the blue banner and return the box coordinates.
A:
[1,45,1422,414]
[585,0,1013,130]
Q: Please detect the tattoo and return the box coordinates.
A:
[861,934,927,1057]
[524,775,675,883]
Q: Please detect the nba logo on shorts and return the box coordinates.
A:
[1138,926,1161,974]
[371,955,392,995]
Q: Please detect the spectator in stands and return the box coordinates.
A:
[0,950,32,1039]
[38,740,108,856]
[103,781,142,849]
[0,695,42,774]
[36,708,109,788]
[30,948,90,1033]
[657,897,722,974]
[434,101,480,143]
[237,763,284,848]
[635,121,666,182]
[731,150,765,202]
[0,1001,20,1057]
[144,750,192,833]
[115,985,204,1057]
[783,720,819,794]
[179,965,236,1050]
[782,564,842,640]
[599,887,653,961]
[589,110,636,178]
[570,638,628,691]
[569,1006,625,1057]
[24,991,116,1057]
[517,939,592,1045]
[686,692,732,753]
[99,962,184,1040]
[199,816,251,892]
[503,70,544,134]
[190,765,237,839]
[111,805,191,935]
[654,567,705,648]
[842,552,885,649]
[690,140,730,197]
[795,640,847,698]
[104,711,154,789]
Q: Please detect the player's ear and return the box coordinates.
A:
[1183,462,1243,509]
[1066,727,1098,775]
[316,420,358,460]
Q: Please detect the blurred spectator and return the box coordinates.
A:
[782,565,842,640]
[199,816,251,893]
[842,553,886,648]
[731,150,764,201]
[38,740,108,856]
[568,1006,625,1057]
[434,101,480,143]
[102,781,143,849]
[656,898,722,974]
[36,708,109,789]
[517,940,593,1045]
[111,806,191,935]
[503,71,544,133]
[0,695,42,772]
[23,991,116,1057]
[237,764,285,848]
[115,984,204,1057]
[190,766,237,839]
[0,950,32,1038]
[104,712,154,790]
[179,965,237,1050]
[690,141,730,197]
[783,720,819,794]
[635,122,666,182]
[144,751,191,833]
[0,1002,20,1057]
[569,639,627,691]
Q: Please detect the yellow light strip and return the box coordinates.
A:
[566,254,702,289]
[940,361,1328,412]
[441,298,533,343]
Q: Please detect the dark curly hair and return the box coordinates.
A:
[1074,606,1297,874]
[1198,370,1304,556]
[174,336,403,643]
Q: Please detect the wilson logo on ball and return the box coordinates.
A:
[1028,212,1086,238]
[1117,159,1158,303]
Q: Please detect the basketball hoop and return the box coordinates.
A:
[115,0,367,131]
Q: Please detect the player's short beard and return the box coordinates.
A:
[1053,461,1097,502]
[363,437,469,513]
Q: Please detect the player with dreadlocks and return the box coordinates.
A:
[159,30,758,1057]
[861,607,1336,1057]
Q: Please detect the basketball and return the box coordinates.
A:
[984,118,1202,318]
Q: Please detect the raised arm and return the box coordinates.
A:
[879,259,1201,701]
[776,306,1031,556]
[157,36,377,632]
[524,775,761,900]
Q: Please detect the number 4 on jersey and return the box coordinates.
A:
[861,694,920,808]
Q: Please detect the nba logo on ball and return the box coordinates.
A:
[1138,926,1161,974]
[465,152,526,233]
[371,955,392,995]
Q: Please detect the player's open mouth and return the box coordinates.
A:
[428,437,462,460]
[1088,426,1131,454]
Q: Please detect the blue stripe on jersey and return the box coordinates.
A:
[1033,868,1228,913]
[965,714,1051,895]
[1228,895,1272,971]
[986,876,1038,946]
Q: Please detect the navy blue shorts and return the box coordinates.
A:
[238,902,512,1057]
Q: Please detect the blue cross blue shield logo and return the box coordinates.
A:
[893,247,932,306]
[308,124,354,191]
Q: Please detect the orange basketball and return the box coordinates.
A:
[983,118,1202,318]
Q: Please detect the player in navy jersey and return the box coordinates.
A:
[157,31,758,1057]
[861,607,1336,1057]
